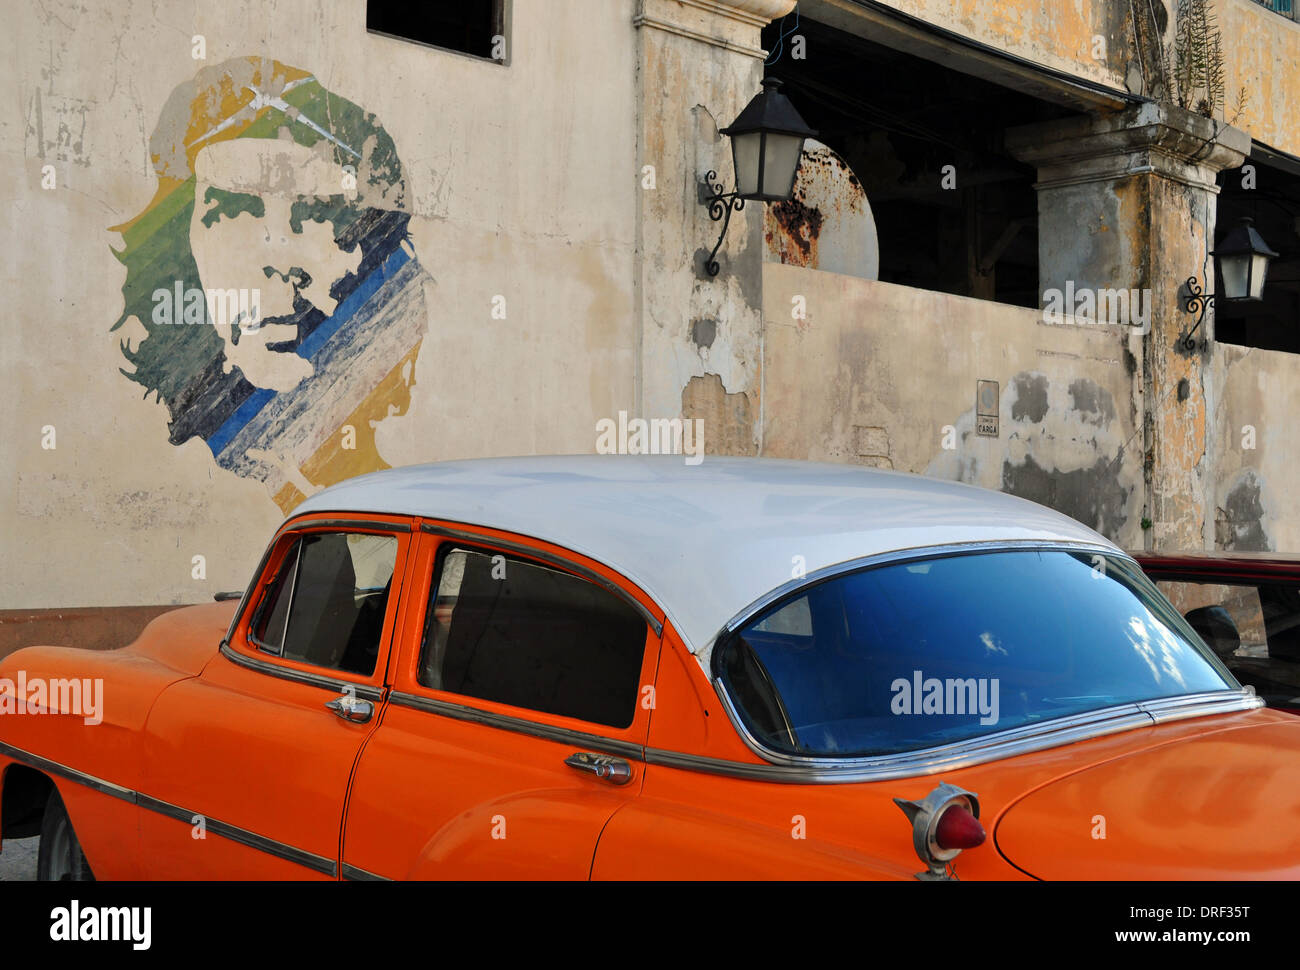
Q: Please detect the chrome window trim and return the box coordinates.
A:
[219,642,384,702]
[387,691,646,761]
[702,683,1262,782]
[280,516,413,534]
[0,741,336,877]
[706,540,1260,778]
[419,523,664,636]
[717,538,1122,638]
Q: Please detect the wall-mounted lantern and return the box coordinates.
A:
[700,77,817,277]
[1181,217,1279,350]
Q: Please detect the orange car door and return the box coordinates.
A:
[137,517,415,878]
[340,527,662,879]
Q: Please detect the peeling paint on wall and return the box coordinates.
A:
[1216,470,1270,551]
[681,373,756,456]
[932,370,1133,540]
[1010,372,1048,423]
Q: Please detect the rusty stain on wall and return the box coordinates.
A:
[763,139,878,279]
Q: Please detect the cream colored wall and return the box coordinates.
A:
[2,0,640,608]
[1212,344,1300,552]
[761,263,1146,549]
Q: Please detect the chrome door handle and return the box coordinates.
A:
[325,694,374,723]
[564,752,633,785]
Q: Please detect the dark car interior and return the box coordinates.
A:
[1170,583,1300,711]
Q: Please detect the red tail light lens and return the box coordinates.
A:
[934,803,986,850]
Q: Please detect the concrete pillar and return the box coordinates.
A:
[1008,104,1249,550]
[633,0,795,455]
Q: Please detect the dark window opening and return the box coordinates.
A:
[367,0,506,62]
[418,546,647,728]
[760,16,1077,308]
[1214,154,1300,355]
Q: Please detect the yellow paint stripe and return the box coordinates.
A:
[273,341,423,516]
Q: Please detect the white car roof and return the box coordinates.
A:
[292,455,1117,656]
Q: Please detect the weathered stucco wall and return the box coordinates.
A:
[1211,344,1300,553]
[761,263,1146,549]
[1222,0,1300,158]
[6,0,1300,621]
[4,0,642,608]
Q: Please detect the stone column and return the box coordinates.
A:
[1008,103,1249,550]
[633,0,795,455]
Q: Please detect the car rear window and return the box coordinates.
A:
[716,549,1238,757]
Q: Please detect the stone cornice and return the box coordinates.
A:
[1007,102,1251,193]
[634,0,797,58]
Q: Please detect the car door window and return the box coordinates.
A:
[251,531,398,676]
[1158,578,1300,709]
[418,546,647,728]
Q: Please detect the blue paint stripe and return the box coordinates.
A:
[208,387,275,456]
[204,246,413,459]
[297,246,410,360]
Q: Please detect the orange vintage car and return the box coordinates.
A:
[2,456,1298,880]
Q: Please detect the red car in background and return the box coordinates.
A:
[1134,551,1300,714]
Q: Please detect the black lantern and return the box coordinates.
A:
[701,77,817,276]
[1215,216,1278,301]
[1180,216,1280,351]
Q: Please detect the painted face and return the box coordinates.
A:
[191,138,364,391]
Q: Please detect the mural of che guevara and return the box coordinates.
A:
[111,55,430,513]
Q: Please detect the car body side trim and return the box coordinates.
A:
[0,741,337,876]
[341,863,391,881]
[219,642,384,702]
[134,794,336,876]
[0,741,136,804]
[419,523,664,636]
[387,691,645,760]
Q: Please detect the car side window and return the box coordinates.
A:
[418,546,647,728]
[1158,578,1300,709]
[251,532,398,676]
